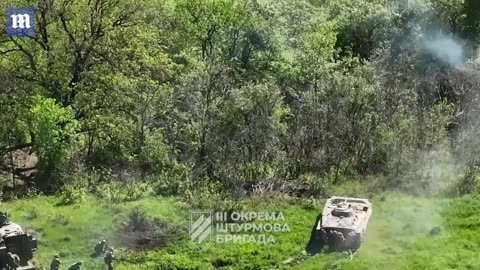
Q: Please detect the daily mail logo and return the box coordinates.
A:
[6,7,36,37]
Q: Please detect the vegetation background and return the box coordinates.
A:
[2,0,480,269]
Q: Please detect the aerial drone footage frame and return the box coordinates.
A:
[1,0,480,269]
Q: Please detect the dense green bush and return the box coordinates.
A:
[119,207,186,250]
[57,185,87,206]
[95,181,152,203]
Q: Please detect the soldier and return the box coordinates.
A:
[68,261,82,270]
[0,212,8,225]
[104,249,114,270]
[95,239,107,256]
[6,252,19,269]
[50,254,61,270]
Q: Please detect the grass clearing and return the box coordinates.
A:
[2,193,480,269]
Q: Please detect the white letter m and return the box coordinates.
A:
[11,14,31,29]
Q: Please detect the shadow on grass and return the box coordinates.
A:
[305,214,323,255]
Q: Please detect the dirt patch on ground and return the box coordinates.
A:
[116,209,186,251]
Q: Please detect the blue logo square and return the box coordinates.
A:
[6,7,36,37]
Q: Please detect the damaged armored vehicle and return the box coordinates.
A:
[0,212,38,269]
[314,196,372,251]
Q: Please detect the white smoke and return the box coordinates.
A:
[422,32,465,67]
[474,51,480,65]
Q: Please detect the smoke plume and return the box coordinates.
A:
[422,32,466,67]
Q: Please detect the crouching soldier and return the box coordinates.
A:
[94,239,107,256]
[68,261,82,270]
[50,254,61,270]
[104,249,114,270]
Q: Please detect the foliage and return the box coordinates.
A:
[25,207,39,221]
[2,0,480,268]
[6,193,480,269]
[1,0,480,197]
[57,184,87,206]
[95,181,152,203]
[153,163,192,196]
[124,207,151,232]
[298,174,330,197]
[120,206,186,250]
[29,95,82,180]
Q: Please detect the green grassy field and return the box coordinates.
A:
[3,192,480,270]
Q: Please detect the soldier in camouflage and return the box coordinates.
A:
[104,249,114,270]
[50,254,61,270]
[68,261,82,270]
[0,212,8,225]
[94,239,107,256]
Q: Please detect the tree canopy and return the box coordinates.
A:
[2,0,480,196]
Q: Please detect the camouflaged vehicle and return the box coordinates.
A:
[0,213,38,269]
[315,196,372,251]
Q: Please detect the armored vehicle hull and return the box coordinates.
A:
[315,196,372,251]
[0,215,37,269]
